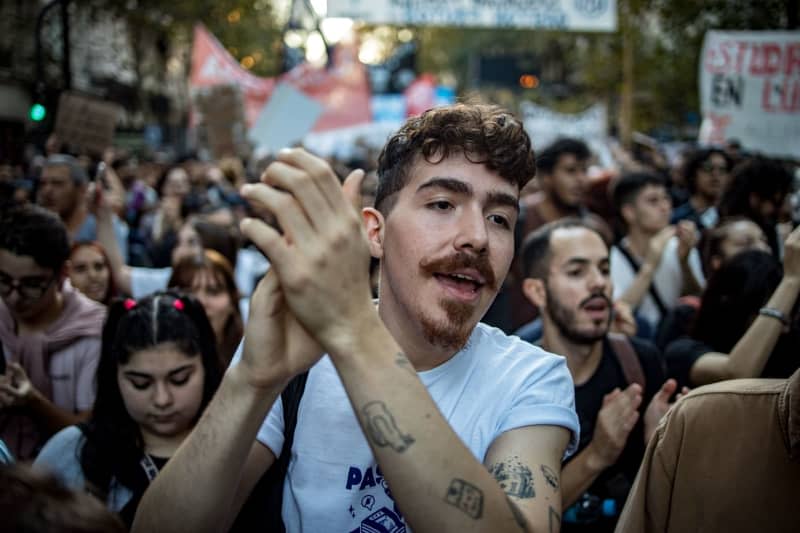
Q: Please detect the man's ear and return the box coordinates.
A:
[620,203,635,226]
[363,207,385,259]
[522,277,547,310]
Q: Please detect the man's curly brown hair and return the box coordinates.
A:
[374,103,536,214]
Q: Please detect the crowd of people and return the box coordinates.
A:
[0,102,798,532]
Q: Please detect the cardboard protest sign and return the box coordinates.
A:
[699,31,800,159]
[248,82,324,153]
[193,84,248,159]
[54,92,121,156]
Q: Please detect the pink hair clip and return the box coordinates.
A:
[173,299,185,311]
[123,298,137,310]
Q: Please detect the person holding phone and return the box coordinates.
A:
[0,205,106,460]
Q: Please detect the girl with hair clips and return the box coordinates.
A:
[33,291,223,528]
[168,250,244,367]
[68,242,116,305]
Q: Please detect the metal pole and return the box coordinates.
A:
[60,0,71,90]
[34,0,62,89]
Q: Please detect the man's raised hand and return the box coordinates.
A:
[240,149,376,357]
[240,269,323,390]
[587,384,642,470]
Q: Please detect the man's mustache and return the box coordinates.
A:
[420,252,497,290]
[580,292,612,309]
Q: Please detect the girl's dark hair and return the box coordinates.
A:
[718,156,793,220]
[168,249,243,366]
[692,250,782,351]
[698,216,758,277]
[79,291,223,505]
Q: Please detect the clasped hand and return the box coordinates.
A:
[238,149,375,388]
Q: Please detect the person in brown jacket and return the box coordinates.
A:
[615,368,800,533]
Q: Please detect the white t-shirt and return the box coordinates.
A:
[256,322,579,533]
[610,236,705,327]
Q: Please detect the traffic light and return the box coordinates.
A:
[519,74,540,90]
[29,102,46,122]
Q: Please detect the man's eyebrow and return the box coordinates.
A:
[487,191,520,213]
[416,177,472,195]
[417,177,520,213]
[562,257,591,267]
[562,257,609,267]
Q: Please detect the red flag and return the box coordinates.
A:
[404,74,437,117]
[190,24,275,128]
[190,24,371,132]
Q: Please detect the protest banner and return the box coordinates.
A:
[190,24,371,137]
[328,0,617,32]
[54,92,121,156]
[699,30,800,159]
[520,102,612,167]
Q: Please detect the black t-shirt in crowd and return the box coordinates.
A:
[665,333,800,391]
[563,337,665,533]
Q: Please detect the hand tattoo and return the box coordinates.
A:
[361,401,415,453]
[444,478,484,519]
[488,457,535,499]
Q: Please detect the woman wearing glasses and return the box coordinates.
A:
[670,148,732,230]
[670,148,733,230]
[0,205,106,461]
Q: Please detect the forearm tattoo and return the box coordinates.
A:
[505,496,531,531]
[549,506,561,533]
[361,401,415,453]
[444,478,484,519]
[488,457,535,499]
[540,464,559,491]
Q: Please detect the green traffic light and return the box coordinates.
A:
[29,103,46,121]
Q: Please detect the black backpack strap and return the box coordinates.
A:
[607,333,646,391]
[230,371,308,533]
[616,243,669,317]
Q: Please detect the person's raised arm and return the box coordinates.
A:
[132,270,324,532]
[675,220,703,297]
[617,226,674,310]
[239,148,573,532]
[689,225,800,386]
[89,183,132,295]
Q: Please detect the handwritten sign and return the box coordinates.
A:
[699,31,800,159]
[54,92,121,156]
[193,85,248,159]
